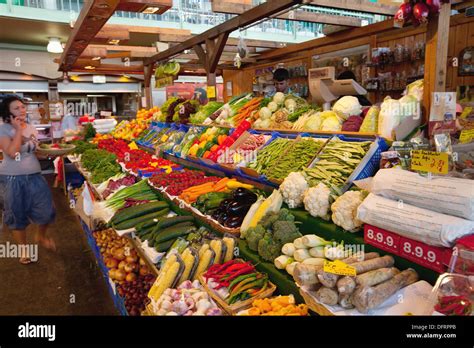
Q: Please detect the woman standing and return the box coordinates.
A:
[0,96,56,264]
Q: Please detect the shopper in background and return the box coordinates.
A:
[266,68,299,97]
[0,96,56,264]
[336,70,372,106]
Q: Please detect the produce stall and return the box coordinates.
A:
[50,0,474,318]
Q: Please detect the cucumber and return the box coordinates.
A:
[152,216,194,234]
[114,208,170,230]
[154,222,196,244]
[154,238,176,253]
[111,201,168,225]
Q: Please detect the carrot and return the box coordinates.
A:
[212,178,230,191]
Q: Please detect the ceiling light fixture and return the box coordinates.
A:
[84,65,96,70]
[108,39,120,45]
[91,56,101,61]
[142,6,161,14]
[47,37,64,53]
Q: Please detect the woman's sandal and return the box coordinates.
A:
[19,257,32,265]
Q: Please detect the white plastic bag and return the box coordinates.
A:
[357,193,474,247]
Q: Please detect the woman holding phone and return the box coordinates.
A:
[0,96,56,264]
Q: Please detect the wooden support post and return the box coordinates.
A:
[144,64,153,109]
[423,2,451,123]
[207,72,217,101]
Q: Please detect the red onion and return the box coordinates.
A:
[394,2,413,26]
[426,0,441,14]
[413,2,430,24]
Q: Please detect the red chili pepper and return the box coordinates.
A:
[221,266,255,282]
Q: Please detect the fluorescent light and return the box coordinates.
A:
[84,65,96,70]
[91,56,101,61]
[108,39,120,45]
[47,37,63,53]
[142,6,161,14]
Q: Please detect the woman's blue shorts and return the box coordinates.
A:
[0,173,56,230]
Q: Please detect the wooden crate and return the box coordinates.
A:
[299,288,334,316]
[198,274,276,315]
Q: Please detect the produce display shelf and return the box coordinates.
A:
[78,218,128,316]
[290,209,440,285]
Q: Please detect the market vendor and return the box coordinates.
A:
[0,96,56,264]
[266,68,299,97]
[336,70,372,107]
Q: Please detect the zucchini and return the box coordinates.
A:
[137,224,158,237]
[114,208,170,230]
[111,201,168,225]
[152,216,194,234]
[154,222,196,244]
[136,219,159,232]
[154,238,176,253]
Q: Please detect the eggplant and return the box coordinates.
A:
[224,216,244,229]
[219,198,234,210]
[232,188,257,203]
[227,200,252,217]
[218,212,230,225]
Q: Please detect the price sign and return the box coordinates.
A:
[399,236,450,273]
[411,150,449,175]
[207,86,216,99]
[323,260,356,276]
[459,129,474,144]
[364,225,401,255]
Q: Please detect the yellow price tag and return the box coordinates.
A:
[128,141,138,150]
[460,106,472,119]
[323,260,356,277]
[459,129,474,144]
[207,86,216,99]
[411,150,449,175]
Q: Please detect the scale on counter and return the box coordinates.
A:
[34,124,52,142]
[308,67,367,110]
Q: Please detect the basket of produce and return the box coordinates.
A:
[37,143,76,156]
[198,259,276,315]
[237,295,309,316]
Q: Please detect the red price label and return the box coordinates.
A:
[399,236,448,273]
[364,225,401,255]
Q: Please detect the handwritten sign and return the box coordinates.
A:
[459,129,474,144]
[207,86,216,99]
[411,150,448,175]
[323,260,356,277]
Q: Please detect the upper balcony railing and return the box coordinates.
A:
[13,0,381,39]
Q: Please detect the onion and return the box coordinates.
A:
[413,2,429,23]
[109,268,117,280]
[126,255,138,264]
[118,261,127,271]
[124,263,137,274]
[126,272,137,282]
[425,0,441,14]
[115,269,126,281]
[106,258,119,269]
[139,258,146,266]
[139,266,150,276]
[113,248,126,261]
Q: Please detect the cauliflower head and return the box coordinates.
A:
[280,172,309,208]
[332,96,362,120]
[331,190,365,232]
[303,183,331,220]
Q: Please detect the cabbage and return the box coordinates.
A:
[259,107,272,120]
[360,106,379,133]
[332,96,362,120]
[304,113,322,131]
[268,101,279,112]
[399,94,420,119]
[378,97,401,140]
[321,115,342,131]
[404,79,424,102]
[273,92,285,105]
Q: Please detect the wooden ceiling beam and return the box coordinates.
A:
[307,0,399,16]
[59,0,122,71]
[211,1,362,27]
[103,24,191,36]
[157,34,289,48]
[115,0,171,14]
[144,0,302,66]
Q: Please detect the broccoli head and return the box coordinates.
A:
[245,225,266,251]
[273,220,302,245]
[277,208,295,222]
[257,232,282,262]
[260,211,280,230]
